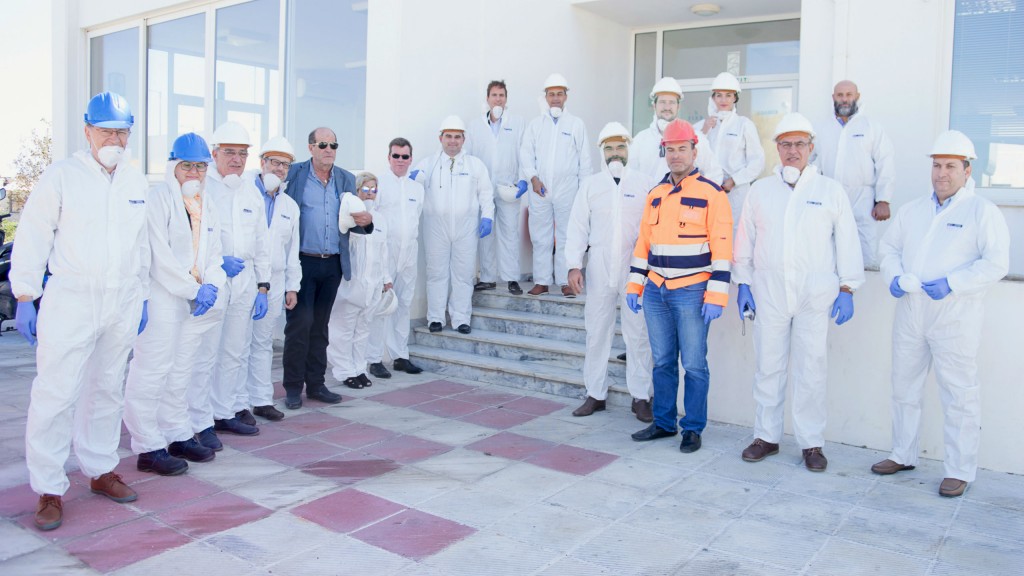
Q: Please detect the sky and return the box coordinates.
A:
[0,0,52,179]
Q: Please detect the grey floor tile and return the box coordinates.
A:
[743,489,853,534]
[229,469,340,510]
[700,451,794,487]
[185,451,290,489]
[425,533,560,576]
[937,527,1024,575]
[963,469,1024,511]
[857,482,959,527]
[571,524,698,574]
[356,466,463,507]
[532,556,612,575]
[416,485,533,529]
[773,465,876,505]
[473,462,581,501]
[659,471,769,517]
[413,419,494,447]
[112,540,267,576]
[676,549,797,576]
[0,519,47,561]
[269,534,412,576]
[412,448,513,483]
[833,507,947,558]
[952,499,1024,544]
[708,518,829,572]
[204,513,338,567]
[0,545,100,575]
[544,477,651,520]
[620,497,736,547]
[484,501,611,551]
[805,538,930,576]
[585,456,688,493]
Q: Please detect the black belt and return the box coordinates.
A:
[300,252,339,259]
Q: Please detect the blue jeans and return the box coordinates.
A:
[643,280,710,433]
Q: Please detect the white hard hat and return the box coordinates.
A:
[439,115,466,133]
[772,112,816,141]
[543,73,569,91]
[210,121,252,147]
[711,72,741,93]
[650,77,682,99]
[374,288,398,316]
[261,136,295,160]
[338,193,366,233]
[496,184,520,203]
[597,122,632,146]
[929,130,977,160]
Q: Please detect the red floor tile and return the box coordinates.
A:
[16,492,142,542]
[366,389,437,407]
[252,437,348,467]
[459,407,538,430]
[0,480,91,518]
[405,380,477,396]
[156,491,272,538]
[273,411,351,436]
[362,435,453,464]
[316,422,401,449]
[465,431,557,461]
[291,488,404,533]
[451,389,524,406]
[524,444,619,475]
[501,396,566,416]
[273,380,286,400]
[130,474,222,513]
[352,509,476,560]
[411,398,484,419]
[217,424,300,452]
[63,517,192,572]
[90,454,165,487]
[300,453,401,484]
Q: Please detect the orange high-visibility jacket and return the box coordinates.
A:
[626,169,733,307]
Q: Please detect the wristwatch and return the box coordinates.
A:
[257,282,271,291]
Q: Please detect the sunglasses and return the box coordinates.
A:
[391,153,411,160]
[316,142,339,150]
[360,186,377,194]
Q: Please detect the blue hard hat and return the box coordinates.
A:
[169,133,213,162]
[83,91,134,129]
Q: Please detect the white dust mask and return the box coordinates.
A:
[222,173,242,189]
[549,106,563,119]
[607,160,624,179]
[97,146,125,169]
[262,173,282,192]
[782,165,801,185]
[181,179,202,197]
[490,105,504,120]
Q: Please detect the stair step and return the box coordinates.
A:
[470,307,623,347]
[472,290,589,319]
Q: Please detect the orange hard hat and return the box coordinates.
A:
[661,119,698,146]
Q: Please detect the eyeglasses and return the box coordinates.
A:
[316,142,339,150]
[179,161,209,173]
[264,158,292,169]
[778,141,811,151]
[391,153,411,160]
[219,149,249,158]
[93,127,130,138]
[360,186,377,194]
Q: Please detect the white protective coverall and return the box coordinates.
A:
[124,165,228,453]
[519,111,591,287]
[196,169,271,422]
[327,209,391,379]
[813,112,896,268]
[366,170,424,363]
[733,165,864,449]
[466,111,525,283]
[244,173,301,408]
[632,116,725,186]
[565,163,655,401]
[694,104,766,229]
[415,150,494,327]
[12,150,150,496]
[878,181,1009,482]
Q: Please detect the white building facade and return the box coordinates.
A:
[55,0,1024,474]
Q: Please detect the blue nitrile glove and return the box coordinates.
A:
[193,284,219,316]
[479,218,493,238]
[702,303,723,325]
[736,284,755,320]
[15,301,37,346]
[409,169,421,181]
[539,186,547,197]
[831,291,854,325]
[252,291,268,320]
[626,293,642,314]
[221,256,245,278]
[922,277,951,301]
[515,180,528,198]
[889,276,906,299]
[138,300,149,335]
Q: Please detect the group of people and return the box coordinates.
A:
[10,69,1009,532]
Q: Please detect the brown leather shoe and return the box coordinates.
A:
[741,438,779,462]
[802,447,828,472]
[631,399,653,423]
[939,477,968,497]
[528,284,549,296]
[561,285,576,298]
[871,459,915,475]
[35,494,63,531]
[572,396,606,417]
[90,472,138,503]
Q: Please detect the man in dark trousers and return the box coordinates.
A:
[283,127,372,409]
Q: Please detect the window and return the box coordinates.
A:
[662,20,800,80]
[950,0,1024,191]
[147,13,206,174]
[632,32,657,135]
[89,28,141,164]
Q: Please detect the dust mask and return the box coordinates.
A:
[181,180,202,197]
[262,173,282,192]
[549,106,563,119]
[490,106,504,120]
[656,118,669,132]
[222,173,242,189]
[782,165,801,185]
[607,160,624,179]
[97,146,125,169]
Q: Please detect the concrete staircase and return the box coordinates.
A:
[408,285,634,406]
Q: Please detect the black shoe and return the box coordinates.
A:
[393,358,423,374]
[285,394,302,410]
[357,373,373,388]
[137,449,188,476]
[343,377,365,389]
[631,423,677,442]
[214,417,260,436]
[368,362,392,379]
[617,352,627,361]
[169,438,215,463]
[253,405,285,421]
[679,431,702,453]
[474,281,496,291]
[196,427,223,451]
[307,387,343,403]
[508,281,523,295]
[429,322,443,333]
[457,324,472,334]
[235,409,257,426]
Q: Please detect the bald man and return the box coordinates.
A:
[813,80,895,268]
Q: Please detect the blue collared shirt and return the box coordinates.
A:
[255,175,276,227]
[300,168,341,254]
[932,191,953,215]
[490,116,501,137]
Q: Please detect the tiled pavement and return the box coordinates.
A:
[1,335,1023,575]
